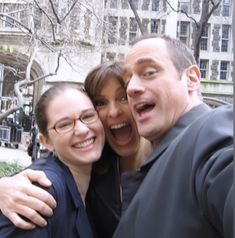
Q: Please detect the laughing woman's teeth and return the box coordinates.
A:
[75,138,94,148]
[110,123,127,130]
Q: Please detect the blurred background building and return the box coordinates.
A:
[0,0,233,134]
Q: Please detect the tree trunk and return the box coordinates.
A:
[128,0,145,35]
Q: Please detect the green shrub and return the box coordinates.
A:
[0,161,24,177]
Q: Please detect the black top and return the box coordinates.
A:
[86,143,122,238]
[113,104,233,238]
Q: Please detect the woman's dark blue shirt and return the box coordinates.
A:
[0,154,94,238]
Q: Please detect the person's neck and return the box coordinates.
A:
[69,165,92,205]
[120,138,153,173]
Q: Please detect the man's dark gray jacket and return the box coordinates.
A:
[114,104,233,238]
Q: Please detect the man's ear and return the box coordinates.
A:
[39,133,54,152]
[186,65,201,92]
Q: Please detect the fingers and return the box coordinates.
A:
[6,212,36,230]
[2,192,49,228]
[17,186,55,217]
[0,170,57,228]
[11,204,48,228]
[20,169,57,209]
[24,184,57,211]
[21,169,52,187]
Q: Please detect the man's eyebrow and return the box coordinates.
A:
[135,57,157,66]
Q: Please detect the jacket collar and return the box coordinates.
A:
[141,103,211,168]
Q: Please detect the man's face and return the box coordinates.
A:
[123,38,191,146]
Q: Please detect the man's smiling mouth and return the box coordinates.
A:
[135,103,155,115]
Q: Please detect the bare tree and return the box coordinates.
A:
[0,0,104,123]
[128,0,222,63]
[128,0,145,34]
[191,0,222,63]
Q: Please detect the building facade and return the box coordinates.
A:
[0,0,104,121]
[0,0,233,128]
[102,0,233,103]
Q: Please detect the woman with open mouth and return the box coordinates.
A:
[0,61,153,238]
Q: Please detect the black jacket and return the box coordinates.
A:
[114,104,233,238]
[86,144,122,238]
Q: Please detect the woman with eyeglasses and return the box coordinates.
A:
[0,61,153,238]
[0,83,105,238]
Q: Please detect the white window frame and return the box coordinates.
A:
[200,24,209,51]
[178,21,190,46]
[220,61,229,80]
[199,59,209,80]
[221,24,230,52]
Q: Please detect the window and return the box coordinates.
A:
[121,0,129,9]
[119,17,127,45]
[108,16,118,44]
[220,61,229,80]
[106,52,116,61]
[199,60,209,79]
[221,25,230,52]
[178,21,190,45]
[152,0,160,11]
[132,0,139,9]
[110,0,118,8]
[117,53,125,60]
[200,25,209,51]
[84,9,92,39]
[0,64,3,96]
[142,0,150,10]
[0,3,30,29]
[34,7,42,30]
[222,0,230,16]
[129,17,138,42]
[178,1,190,14]
[151,19,159,33]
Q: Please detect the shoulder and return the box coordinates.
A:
[179,104,233,147]
[28,155,69,201]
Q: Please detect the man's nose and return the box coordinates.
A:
[126,75,145,97]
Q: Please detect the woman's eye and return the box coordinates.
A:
[120,94,128,102]
[94,100,106,107]
[57,120,73,129]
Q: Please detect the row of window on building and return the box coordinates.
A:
[107,0,231,17]
[105,16,231,53]
[200,60,231,80]
[178,22,231,52]
[102,50,231,81]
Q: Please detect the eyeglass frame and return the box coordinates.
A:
[47,109,99,134]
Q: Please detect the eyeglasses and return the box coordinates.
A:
[47,109,99,134]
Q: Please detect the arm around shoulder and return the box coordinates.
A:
[0,169,56,229]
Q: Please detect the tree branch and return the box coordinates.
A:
[165,0,198,26]
[0,12,33,34]
[127,0,145,35]
[60,0,79,23]
[33,0,56,41]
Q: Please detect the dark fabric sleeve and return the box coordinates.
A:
[193,106,233,238]
[195,146,233,237]
[0,170,65,238]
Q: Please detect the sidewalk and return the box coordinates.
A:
[0,144,32,167]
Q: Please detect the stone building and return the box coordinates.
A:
[102,0,233,104]
[0,0,233,129]
[0,0,104,123]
